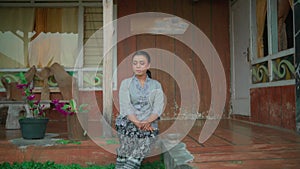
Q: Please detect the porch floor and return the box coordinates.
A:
[1,119,300,168]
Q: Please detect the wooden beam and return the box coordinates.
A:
[102,0,114,137]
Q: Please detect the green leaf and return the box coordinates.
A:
[55,139,81,145]
[105,139,119,145]
[69,99,77,112]
[62,104,70,110]
[33,109,39,115]
[78,104,89,113]
[19,72,27,84]
[55,139,70,144]
[230,160,243,164]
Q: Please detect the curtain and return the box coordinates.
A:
[0,8,35,68]
[256,0,267,58]
[0,8,78,68]
[29,8,78,68]
[278,0,292,51]
[289,0,293,9]
[62,8,78,33]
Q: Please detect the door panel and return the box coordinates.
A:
[230,0,251,116]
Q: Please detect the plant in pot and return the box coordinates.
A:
[17,73,49,139]
[17,73,78,139]
[18,71,89,140]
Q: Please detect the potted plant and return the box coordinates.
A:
[17,72,89,140]
[17,72,49,139]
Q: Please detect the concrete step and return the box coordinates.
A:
[161,139,194,169]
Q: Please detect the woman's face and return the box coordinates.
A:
[132,55,150,76]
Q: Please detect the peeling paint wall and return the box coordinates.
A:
[250,86,296,130]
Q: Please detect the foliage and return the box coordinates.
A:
[0,160,165,169]
[55,139,81,145]
[105,139,119,145]
[17,72,46,118]
[141,160,165,169]
[51,99,76,116]
[17,72,88,118]
[0,161,115,169]
[51,99,88,116]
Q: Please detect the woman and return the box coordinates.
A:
[115,51,165,169]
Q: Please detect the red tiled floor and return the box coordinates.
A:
[1,119,300,168]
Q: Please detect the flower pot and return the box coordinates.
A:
[19,118,49,139]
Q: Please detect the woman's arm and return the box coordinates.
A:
[142,83,165,131]
[150,83,165,117]
[119,79,142,128]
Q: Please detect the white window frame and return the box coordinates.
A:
[250,0,295,88]
[0,0,117,91]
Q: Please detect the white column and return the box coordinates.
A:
[102,0,114,137]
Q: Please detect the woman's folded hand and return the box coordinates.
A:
[140,121,154,131]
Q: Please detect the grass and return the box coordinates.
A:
[55,139,82,145]
[0,160,165,169]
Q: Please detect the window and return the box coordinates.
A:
[251,0,295,87]
[0,8,78,68]
[0,1,116,91]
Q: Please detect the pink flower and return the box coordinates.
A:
[51,99,60,105]
[16,83,29,89]
[27,95,35,100]
[34,100,40,105]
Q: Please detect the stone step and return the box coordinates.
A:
[162,139,194,169]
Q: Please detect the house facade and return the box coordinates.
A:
[0,0,299,133]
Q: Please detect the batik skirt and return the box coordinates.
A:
[115,116,158,168]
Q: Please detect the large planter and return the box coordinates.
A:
[19,118,49,139]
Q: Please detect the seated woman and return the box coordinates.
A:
[115,51,165,169]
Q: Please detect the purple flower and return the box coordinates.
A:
[38,111,43,116]
[16,83,29,89]
[34,100,40,105]
[51,99,75,116]
[27,95,35,100]
[51,99,60,105]
[17,73,54,118]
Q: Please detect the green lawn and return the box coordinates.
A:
[0,160,165,169]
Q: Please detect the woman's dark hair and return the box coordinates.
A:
[132,50,152,78]
[146,70,152,78]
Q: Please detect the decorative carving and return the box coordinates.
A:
[272,58,295,80]
[252,64,269,83]
[252,54,295,84]
[83,72,102,88]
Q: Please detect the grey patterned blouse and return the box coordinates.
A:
[119,75,165,128]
